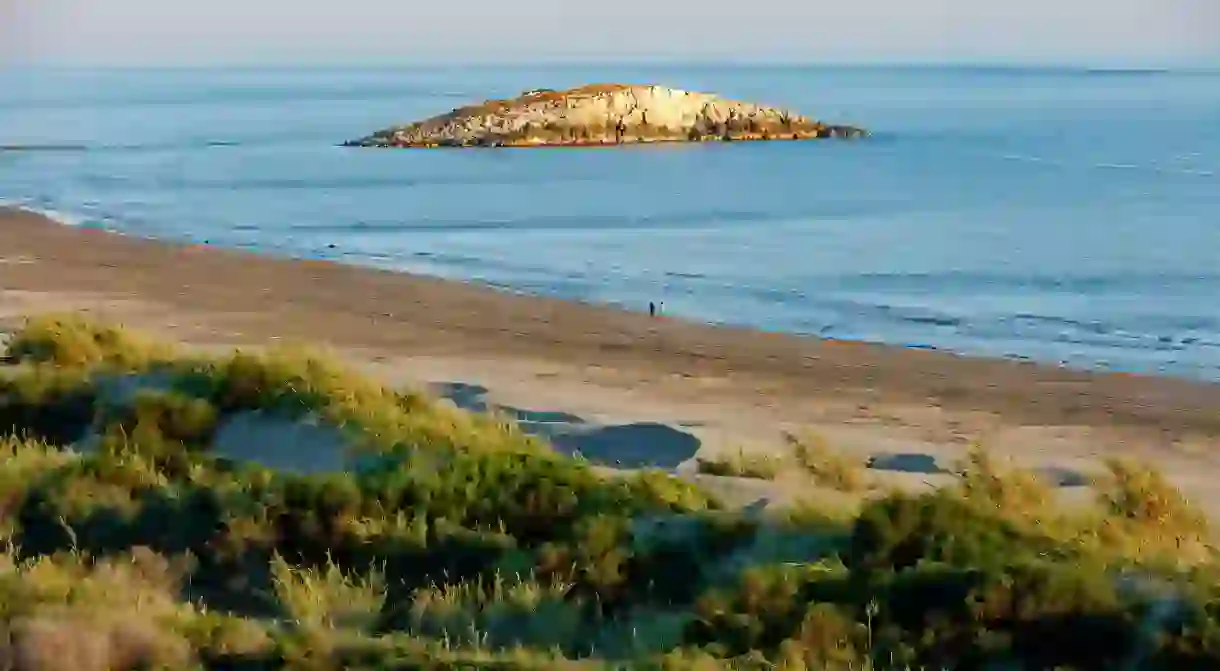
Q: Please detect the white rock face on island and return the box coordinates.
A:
[345,84,868,148]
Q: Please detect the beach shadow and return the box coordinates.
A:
[210,412,351,475]
[1035,466,1092,488]
[59,371,355,475]
[508,407,586,425]
[433,381,493,413]
[864,450,1090,489]
[867,453,950,475]
[431,380,700,470]
[550,422,701,470]
[432,381,585,424]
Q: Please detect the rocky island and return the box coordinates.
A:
[345,83,868,148]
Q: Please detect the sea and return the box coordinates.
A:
[2,65,1219,380]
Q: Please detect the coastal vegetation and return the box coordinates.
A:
[1,314,1219,669]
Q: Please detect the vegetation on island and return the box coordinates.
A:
[1,314,1220,669]
[345,84,869,148]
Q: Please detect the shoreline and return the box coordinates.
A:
[10,204,1220,513]
[0,205,1173,382]
[4,205,1220,438]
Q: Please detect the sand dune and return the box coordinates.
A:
[5,206,1220,515]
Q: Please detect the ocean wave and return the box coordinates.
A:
[761,291,1219,359]
[1082,68,1172,76]
[0,139,245,153]
[1159,167,1216,177]
[159,173,600,192]
[1010,312,1220,334]
[876,307,962,328]
[1000,153,1053,164]
[993,152,1215,178]
[0,85,466,112]
[287,209,778,235]
[0,144,91,153]
[845,270,1220,293]
[1089,161,1215,178]
[906,311,1218,355]
[1008,313,1113,336]
[664,271,707,280]
[0,200,87,227]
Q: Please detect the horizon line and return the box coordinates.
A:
[3,59,1218,72]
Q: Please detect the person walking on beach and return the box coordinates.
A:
[649,302,656,317]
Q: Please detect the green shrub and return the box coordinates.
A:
[5,313,171,370]
[848,491,1068,573]
[0,365,98,445]
[0,436,77,538]
[1099,458,1208,536]
[89,389,222,477]
[954,445,1051,516]
[271,552,386,633]
[171,346,549,457]
[398,571,586,653]
[685,562,853,657]
[105,389,220,448]
[2,316,1219,669]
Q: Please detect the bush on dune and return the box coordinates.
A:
[786,431,868,492]
[1,316,1220,668]
[0,365,98,445]
[5,313,175,370]
[695,449,783,480]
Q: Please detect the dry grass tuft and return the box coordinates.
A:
[408,572,575,630]
[0,546,193,621]
[784,432,867,492]
[1097,457,1208,532]
[946,446,1215,567]
[5,313,174,370]
[0,545,198,670]
[1089,457,1212,564]
[404,571,583,651]
[0,436,77,539]
[953,444,1052,515]
[696,448,783,481]
[1,614,193,671]
[270,553,387,634]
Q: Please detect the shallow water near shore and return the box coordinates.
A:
[2,65,1219,380]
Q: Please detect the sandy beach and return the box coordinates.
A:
[4,206,1220,512]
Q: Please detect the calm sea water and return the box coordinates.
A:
[2,65,1219,380]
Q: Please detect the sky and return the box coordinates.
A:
[2,0,1218,66]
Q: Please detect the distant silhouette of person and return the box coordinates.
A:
[649,302,656,317]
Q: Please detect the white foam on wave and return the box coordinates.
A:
[1001,153,1051,164]
[1149,164,1216,177]
[1090,162,1214,177]
[28,207,86,227]
[995,154,1214,178]
[0,198,87,227]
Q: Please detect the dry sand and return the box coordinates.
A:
[3,207,1220,513]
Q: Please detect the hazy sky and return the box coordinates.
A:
[3,0,1218,66]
